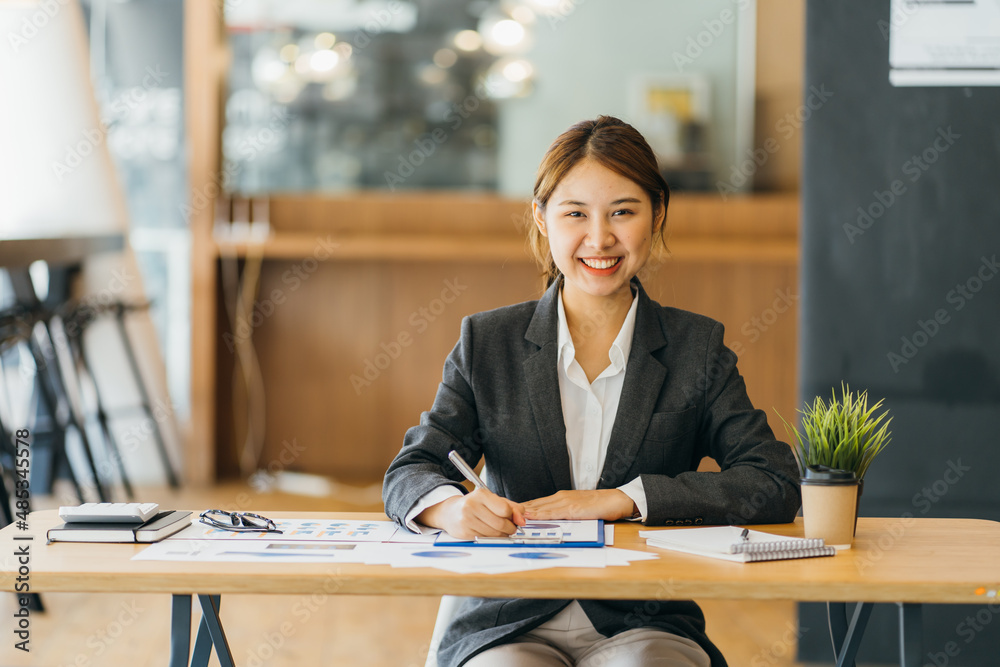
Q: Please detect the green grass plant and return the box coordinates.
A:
[776,383,892,480]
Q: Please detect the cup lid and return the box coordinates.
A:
[802,465,857,483]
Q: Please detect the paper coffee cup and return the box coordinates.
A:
[800,467,859,549]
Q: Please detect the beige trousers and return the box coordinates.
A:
[463,601,712,667]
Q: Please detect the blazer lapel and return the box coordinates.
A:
[523,278,573,492]
[598,280,669,489]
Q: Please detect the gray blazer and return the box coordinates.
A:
[383,277,801,667]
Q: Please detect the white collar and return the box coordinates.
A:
[556,287,640,376]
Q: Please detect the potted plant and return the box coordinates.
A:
[776,384,892,548]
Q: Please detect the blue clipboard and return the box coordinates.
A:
[433,519,605,548]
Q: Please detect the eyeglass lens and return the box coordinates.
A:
[236,514,266,529]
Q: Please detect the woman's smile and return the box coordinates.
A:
[578,256,623,274]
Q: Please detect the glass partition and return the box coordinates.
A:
[222,0,756,196]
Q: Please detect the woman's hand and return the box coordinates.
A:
[523,489,636,522]
[416,488,526,540]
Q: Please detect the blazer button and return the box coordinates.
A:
[694,518,704,525]
[682,519,693,526]
[664,520,675,526]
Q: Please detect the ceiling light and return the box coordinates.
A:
[433,48,458,68]
[310,49,339,73]
[491,20,524,47]
[314,32,336,49]
[511,6,535,24]
[454,29,483,52]
[484,56,535,98]
[279,43,299,63]
[502,59,533,83]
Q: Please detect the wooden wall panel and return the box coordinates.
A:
[186,3,807,485]
[185,0,224,485]
[210,193,798,483]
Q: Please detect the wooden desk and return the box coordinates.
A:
[3,512,999,666]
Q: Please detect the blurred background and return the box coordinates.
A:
[3,0,999,664]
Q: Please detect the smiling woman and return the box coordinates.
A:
[527,117,670,290]
[382,116,801,667]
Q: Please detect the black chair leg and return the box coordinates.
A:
[42,318,109,502]
[74,334,134,500]
[9,268,106,502]
[0,457,15,527]
[113,307,179,488]
[25,331,89,502]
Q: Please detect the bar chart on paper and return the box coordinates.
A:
[171,518,401,542]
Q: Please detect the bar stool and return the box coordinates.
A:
[58,297,180,491]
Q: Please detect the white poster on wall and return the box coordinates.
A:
[888,0,1000,86]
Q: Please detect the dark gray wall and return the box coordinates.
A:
[800,1,1000,664]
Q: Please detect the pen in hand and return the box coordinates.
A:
[448,450,487,490]
[447,450,525,533]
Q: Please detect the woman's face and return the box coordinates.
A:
[533,158,662,304]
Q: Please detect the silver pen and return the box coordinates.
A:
[448,450,487,490]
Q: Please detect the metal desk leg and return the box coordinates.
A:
[833,602,875,667]
[898,603,922,667]
[828,602,851,665]
[196,594,236,667]
[169,595,191,667]
[190,595,220,667]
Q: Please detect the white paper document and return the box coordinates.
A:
[171,518,401,543]
[133,539,381,564]
[132,518,658,574]
[434,520,603,547]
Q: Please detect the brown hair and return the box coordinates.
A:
[527,115,670,287]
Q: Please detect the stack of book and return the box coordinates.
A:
[47,511,193,544]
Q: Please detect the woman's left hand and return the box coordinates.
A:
[523,489,635,521]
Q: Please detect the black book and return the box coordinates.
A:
[46,510,193,543]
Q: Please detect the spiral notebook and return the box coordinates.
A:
[639,526,836,563]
